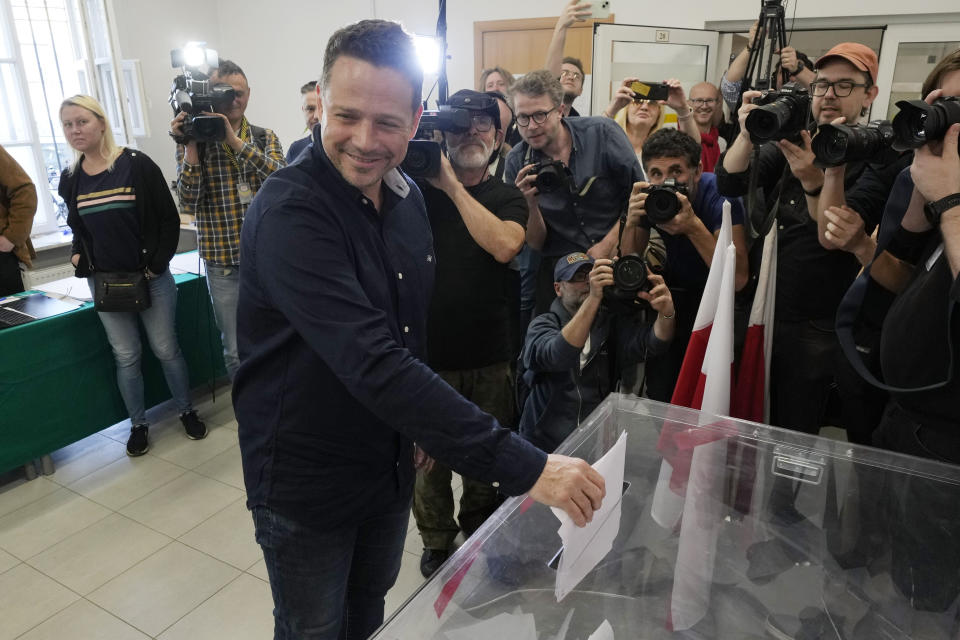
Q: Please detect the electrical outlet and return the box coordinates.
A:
[656,30,669,43]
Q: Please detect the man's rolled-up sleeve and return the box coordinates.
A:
[175,145,203,214]
[239,128,286,181]
[252,199,547,496]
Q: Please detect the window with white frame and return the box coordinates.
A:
[0,0,146,236]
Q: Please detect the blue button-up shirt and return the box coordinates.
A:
[235,131,547,529]
[504,116,644,257]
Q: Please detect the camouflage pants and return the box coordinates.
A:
[413,361,514,550]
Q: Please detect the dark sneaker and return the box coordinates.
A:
[420,548,451,579]
[126,425,149,456]
[180,410,208,440]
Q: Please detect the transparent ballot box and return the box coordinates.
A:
[373,395,960,639]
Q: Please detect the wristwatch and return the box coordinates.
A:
[789,60,806,77]
[923,192,960,226]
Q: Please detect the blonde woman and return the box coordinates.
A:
[58,95,206,456]
[603,77,699,160]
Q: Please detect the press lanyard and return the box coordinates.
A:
[222,118,249,173]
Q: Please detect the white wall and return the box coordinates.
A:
[111,0,960,184]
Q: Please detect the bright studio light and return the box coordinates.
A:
[183,44,206,68]
[414,35,440,75]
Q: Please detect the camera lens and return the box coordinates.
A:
[613,255,648,291]
[746,102,791,142]
[812,121,895,167]
[192,115,227,142]
[535,165,563,193]
[645,188,681,225]
[893,98,960,149]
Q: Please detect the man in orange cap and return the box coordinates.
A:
[716,42,908,441]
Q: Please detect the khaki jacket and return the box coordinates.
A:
[0,145,38,267]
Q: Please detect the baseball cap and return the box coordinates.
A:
[448,89,501,129]
[815,43,879,85]
[554,252,595,282]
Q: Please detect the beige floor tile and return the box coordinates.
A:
[198,394,236,430]
[148,422,238,470]
[16,599,150,640]
[119,471,242,538]
[246,557,268,582]
[88,541,239,638]
[0,488,111,560]
[384,550,428,619]
[48,433,127,487]
[157,573,274,640]
[28,513,172,594]
[178,497,261,570]
[68,454,188,510]
[0,563,79,640]
[0,476,59,519]
[193,443,244,489]
[0,547,18,574]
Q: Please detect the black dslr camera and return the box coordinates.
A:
[812,120,897,167]
[745,82,811,145]
[642,178,689,225]
[530,159,572,193]
[169,44,236,144]
[892,97,960,151]
[401,106,472,178]
[602,254,654,314]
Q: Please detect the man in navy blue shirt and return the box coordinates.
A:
[234,20,605,640]
[626,128,749,401]
[285,80,319,164]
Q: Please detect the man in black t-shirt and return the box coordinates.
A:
[414,90,528,578]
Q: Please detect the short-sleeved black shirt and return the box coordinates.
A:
[422,177,528,371]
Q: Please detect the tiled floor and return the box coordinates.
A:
[0,386,444,639]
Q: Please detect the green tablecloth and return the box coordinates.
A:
[0,272,226,474]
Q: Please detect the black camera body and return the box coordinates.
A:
[530,159,572,194]
[892,96,960,151]
[401,106,472,178]
[643,178,689,225]
[812,120,897,168]
[169,76,236,144]
[602,254,653,314]
[745,82,811,145]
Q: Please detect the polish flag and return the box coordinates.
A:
[732,226,777,423]
[651,202,733,530]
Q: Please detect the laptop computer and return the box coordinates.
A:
[0,292,80,329]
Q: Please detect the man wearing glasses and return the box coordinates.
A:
[687,82,732,173]
[412,89,529,578]
[717,43,906,437]
[505,70,644,315]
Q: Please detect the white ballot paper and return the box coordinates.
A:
[587,619,615,640]
[36,276,92,302]
[550,431,628,602]
[443,611,537,640]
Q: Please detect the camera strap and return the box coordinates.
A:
[745,146,790,243]
[835,170,955,392]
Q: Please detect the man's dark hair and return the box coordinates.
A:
[562,56,585,78]
[922,47,960,99]
[300,80,317,95]
[641,128,702,169]
[321,19,423,112]
[214,59,246,80]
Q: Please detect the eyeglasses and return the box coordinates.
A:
[689,98,718,106]
[809,80,868,97]
[516,107,556,127]
[468,114,494,132]
[560,69,583,81]
[569,270,589,283]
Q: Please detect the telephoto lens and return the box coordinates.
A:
[812,120,895,167]
[745,82,811,145]
[892,97,960,150]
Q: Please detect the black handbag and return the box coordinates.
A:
[92,270,151,312]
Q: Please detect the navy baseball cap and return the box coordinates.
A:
[448,89,501,130]
[554,252,595,282]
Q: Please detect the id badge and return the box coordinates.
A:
[237,181,253,205]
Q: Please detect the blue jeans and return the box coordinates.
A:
[204,262,240,380]
[252,503,410,640]
[90,270,192,426]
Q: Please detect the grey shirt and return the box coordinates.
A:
[504,116,644,258]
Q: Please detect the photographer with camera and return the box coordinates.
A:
[717,43,901,435]
[411,89,528,578]
[518,252,674,452]
[172,58,285,380]
[505,70,644,315]
[626,128,749,401]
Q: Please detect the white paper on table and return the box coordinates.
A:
[587,619,615,640]
[550,431,628,602]
[167,251,205,275]
[442,611,537,640]
[35,277,91,303]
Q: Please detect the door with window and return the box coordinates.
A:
[873,24,960,121]
[590,24,721,119]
